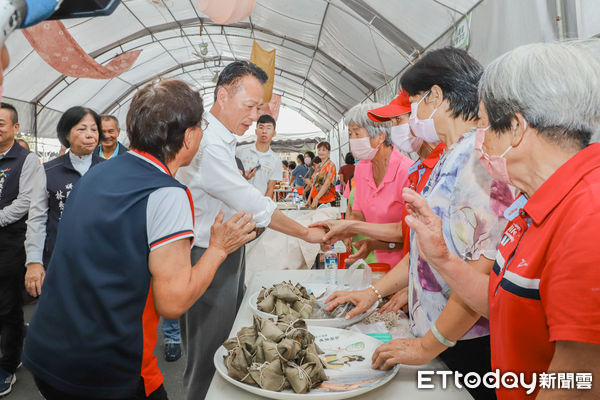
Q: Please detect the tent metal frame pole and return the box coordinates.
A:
[366,0,485,100]
[555,0,565,40]
[339,127,343,166]
[303,1,329,86]
[101,58,344,127]
[326,0,485,138]
[336,0,422,59]
[31,18,376,105]
[34,102,38,155]
[574,0,583,38]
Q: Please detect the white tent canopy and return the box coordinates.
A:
[4,0,599,156]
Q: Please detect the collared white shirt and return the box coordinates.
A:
[176,111,276,248]
[236,144,283,195]
[69,151,93,176]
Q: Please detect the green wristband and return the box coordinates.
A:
[430,321,457,347]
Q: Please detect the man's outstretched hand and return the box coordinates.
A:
[309,219,354,244]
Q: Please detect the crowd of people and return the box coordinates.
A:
[0,33,598,400]
[313,41,600,400]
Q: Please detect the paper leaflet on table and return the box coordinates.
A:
[310,328,399,392]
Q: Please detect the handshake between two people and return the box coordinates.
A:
[308,188,448,267]
[210,207,332,257]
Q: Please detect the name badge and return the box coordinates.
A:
[504,195,528,221]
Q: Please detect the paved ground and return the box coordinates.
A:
[6,304,187,400]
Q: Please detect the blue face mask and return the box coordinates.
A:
[354,157,360,163]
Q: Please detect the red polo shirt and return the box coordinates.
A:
[489,143,600,399]
[402,143,446,254]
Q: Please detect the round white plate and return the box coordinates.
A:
[214,326,399,400]
[248,284,378,328]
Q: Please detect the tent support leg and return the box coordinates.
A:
[34,103,38,155]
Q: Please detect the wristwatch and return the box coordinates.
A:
[388,242,396,249]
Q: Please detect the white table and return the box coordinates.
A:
[276,202,309,211]
[206,270,471,400]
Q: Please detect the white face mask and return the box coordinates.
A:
[349,137,380,160]
[408,91,439,143]
[391,123,422,153]
[304,158,311,166]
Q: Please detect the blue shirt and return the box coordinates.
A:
[291,164,308,186]
[99,142,120,159]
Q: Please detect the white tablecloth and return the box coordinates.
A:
[244,208,341,285]
[205,270,471,400]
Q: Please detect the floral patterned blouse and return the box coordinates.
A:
[310,159,337,204]
[408,130,515,339]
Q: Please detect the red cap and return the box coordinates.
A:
[367,89,411,122]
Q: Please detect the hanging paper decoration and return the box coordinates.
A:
[225,0,256,25]
[250,41,276,103]
[22,21,141,79]
[197,0,256,25]
[260,94,281,121]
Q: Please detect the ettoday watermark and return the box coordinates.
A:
[417,370,593,395]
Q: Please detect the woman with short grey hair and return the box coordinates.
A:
[404,40,600,399]
[343,102,413,269]
[345,102,394,146]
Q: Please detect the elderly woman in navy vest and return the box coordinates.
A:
[24,106,104,297]
[22,79,256,400]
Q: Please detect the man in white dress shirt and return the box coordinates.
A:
[236,114,283,198]
[176,61,325,400]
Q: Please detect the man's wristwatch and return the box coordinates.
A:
[388,242,396,249]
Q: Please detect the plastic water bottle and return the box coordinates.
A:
[324,245,338,285]
[292,187,301,209]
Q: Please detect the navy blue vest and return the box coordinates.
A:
[42,153,103,267]
[0,142,30,275]
[23,152,187,398]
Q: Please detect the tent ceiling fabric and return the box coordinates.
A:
[5,0,482,137]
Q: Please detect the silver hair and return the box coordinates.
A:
[100,114,119,130]
[479,40,600,147]
[344,102,393,146]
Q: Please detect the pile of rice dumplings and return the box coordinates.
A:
[257,281,355,320]
[223,315,328,393]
